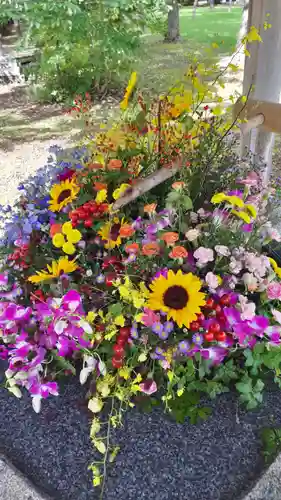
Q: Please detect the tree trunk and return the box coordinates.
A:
[241,0,281,181]
[193,0,199,19]
[237,0,250,46]
[165,0,180,42]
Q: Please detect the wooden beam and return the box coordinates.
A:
[234,98,281,134]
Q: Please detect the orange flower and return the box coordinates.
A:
[144,203,157,214]
[125,243,139,254]
[172,181,185,190]
[160,232,179,245]
[142,242,160,256]
[119,224,135,238]
[94,182,107,191]
[169,246,188,259]
[88,163,104,170]
[50,223,62,237]
[108,159,122,170]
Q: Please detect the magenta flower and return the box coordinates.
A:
[201,347,228,365]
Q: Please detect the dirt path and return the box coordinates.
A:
[0,83,117,205]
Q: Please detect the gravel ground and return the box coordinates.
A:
[0,362,281,500]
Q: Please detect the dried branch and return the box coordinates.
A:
[112,159,182,211]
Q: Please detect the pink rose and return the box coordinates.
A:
[194,247,214,266]
[267,282,281,300]
[139,380,157,395]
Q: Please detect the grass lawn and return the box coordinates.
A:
[138,5,242,93]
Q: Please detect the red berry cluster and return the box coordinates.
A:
[70,201,108,228]
[112,326,131,369]
[8,244,30,269]
[189,294,231,343]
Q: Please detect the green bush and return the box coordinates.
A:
[1,0,167,101]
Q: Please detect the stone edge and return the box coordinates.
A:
[0,454,52,500]
[241,454,281,500]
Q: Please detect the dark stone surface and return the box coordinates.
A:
[1,363,281,500]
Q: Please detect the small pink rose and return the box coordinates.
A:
[267,282,281,300]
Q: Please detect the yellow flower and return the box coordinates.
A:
[95,189,107,204]
[226,195,244,208]
[269,258,281,279]
[52,222,82,255]
[114,315,125,327]
[211,193,227,204]
[211,192,244,208]
[245,204,257,219]
[120,71,137,111]
[147,270,206,328]
[231,210,251,224]
[112,183,131,201]
[48,179,80,212]
[98,217,124,249]
[28,257,78,283]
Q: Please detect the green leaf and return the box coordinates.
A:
[182,195,193,211]
[236,382,252,394]
[108,302,123,318]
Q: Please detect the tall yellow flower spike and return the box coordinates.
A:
[120,72,137,111]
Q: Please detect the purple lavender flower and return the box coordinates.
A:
[130,323,139,340]
[152,322,164,336]
[164,321,174,334]
[192,333,203,345]
[178,340,190,355]
[158,329,170,341]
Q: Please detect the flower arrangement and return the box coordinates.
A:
[1,31,280,495]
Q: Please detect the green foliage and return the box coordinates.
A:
[236,374,264,410]
[1,0,167,100]
[261,427,281,464]
[170,390,212,424]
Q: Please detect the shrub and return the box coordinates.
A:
[0,0,167,101]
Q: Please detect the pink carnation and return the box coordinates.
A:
[267,282,281,300]
[194,247,214,266]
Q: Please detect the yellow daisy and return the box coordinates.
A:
[147,270,206,328]
[28,257,78,284]
[98,217,125,249]
[49,179,80,212]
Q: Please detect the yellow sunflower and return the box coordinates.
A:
[147,270,206,328]
[98,217,125,249]
[28,257,78,284]
[49,179,80,212]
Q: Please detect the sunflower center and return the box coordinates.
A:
[163,285,189,310]
[57,189,72,204]
[110,223,121,241]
